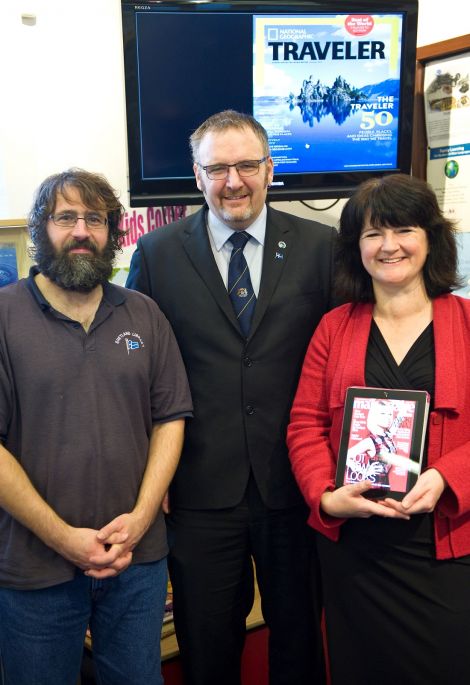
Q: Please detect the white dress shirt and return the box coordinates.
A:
[206,206,267,297]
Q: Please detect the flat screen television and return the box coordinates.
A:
[121,0,418,206]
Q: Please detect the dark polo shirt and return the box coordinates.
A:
[0,268,192,589]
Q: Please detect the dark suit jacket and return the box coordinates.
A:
[126,205,336,510]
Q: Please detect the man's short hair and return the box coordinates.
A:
[28,168,125,252]
[334,173,462,302]
[189,110,270,162]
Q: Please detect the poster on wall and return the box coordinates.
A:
[253,13,404,175]
[111,204,187,285]
[453,231,470,299]
[424,52,470,232]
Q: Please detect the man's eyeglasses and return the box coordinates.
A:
[48,212,108,229]
[199,157,267,181]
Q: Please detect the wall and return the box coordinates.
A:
[0,0,464,241]
[0,1,127,221]
[415,0,464,47]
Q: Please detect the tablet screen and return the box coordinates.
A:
[335,387,430,500]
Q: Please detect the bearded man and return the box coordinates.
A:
[0,169,192,685]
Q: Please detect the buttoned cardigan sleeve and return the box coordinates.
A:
[427,295,470,523]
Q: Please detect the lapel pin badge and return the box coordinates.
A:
[275,252,284,260]
[278,241,286,249]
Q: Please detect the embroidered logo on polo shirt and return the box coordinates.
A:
[126,339,140,353]
[115,330,145,354]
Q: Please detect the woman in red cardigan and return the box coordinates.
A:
[287,173,470,685]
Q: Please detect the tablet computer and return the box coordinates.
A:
[335,386,430,500]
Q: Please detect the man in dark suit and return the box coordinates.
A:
[126,110,335,685]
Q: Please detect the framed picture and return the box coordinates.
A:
[0,220,32,286]
[412,34,470,180]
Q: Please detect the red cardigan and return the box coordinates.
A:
[287,295,470,560]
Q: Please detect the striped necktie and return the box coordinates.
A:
[227,231,256,337]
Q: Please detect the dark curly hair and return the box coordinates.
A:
[28,168,125,257]
[335,173,462,302]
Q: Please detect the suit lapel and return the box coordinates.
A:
[181,207,241,334]
[249,208,290,337]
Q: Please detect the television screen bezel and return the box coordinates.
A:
[121,0,418,207]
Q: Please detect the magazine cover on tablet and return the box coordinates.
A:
[335,387,430,500]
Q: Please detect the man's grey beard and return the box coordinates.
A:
[33,235,116,293]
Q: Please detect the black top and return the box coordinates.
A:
[365,320,435,399]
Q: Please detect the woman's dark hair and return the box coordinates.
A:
[334,173,462,302]
[28,168,125,254]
